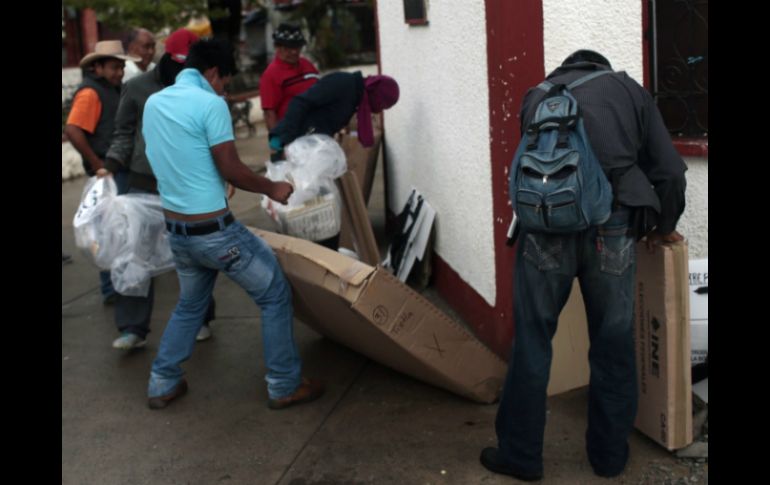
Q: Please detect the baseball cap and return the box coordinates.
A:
[165,28,199,64]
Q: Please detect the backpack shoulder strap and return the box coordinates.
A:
[566,69,612,89]
[536,70,612,93]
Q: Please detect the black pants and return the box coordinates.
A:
[316,233,340,251]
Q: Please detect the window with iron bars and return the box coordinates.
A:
[648,0,708,138]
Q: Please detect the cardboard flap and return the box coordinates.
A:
[255,229,374,287]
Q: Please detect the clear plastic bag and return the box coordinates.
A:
[73,177,174,296]
[73,176,118,267]
[262,134,347,241]
[284,134,347,191]
[102,194,175,296]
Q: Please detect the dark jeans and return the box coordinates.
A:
[495,207,638,476]
[116,280,216,338]
[316,232,340,251]
[113,185,216,338]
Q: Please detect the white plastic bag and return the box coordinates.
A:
[262,134,347,241]
[284,134,347,191]
[73,178,174,296]
[73,176,118,267]
[101,194,175,296]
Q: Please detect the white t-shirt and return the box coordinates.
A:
[122,60,156,83]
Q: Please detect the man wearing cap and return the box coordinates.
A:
[260,23,320,131]
[65,40,139,304]
[102,29,218,350]
[123,28,157,83]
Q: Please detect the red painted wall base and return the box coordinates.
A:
[433,254,513,360]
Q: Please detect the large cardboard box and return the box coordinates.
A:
[688,258,708,365]
[548,280,591,396]
[634,241,693,450]
[252,228,507,403]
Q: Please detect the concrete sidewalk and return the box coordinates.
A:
[62,129,706,484]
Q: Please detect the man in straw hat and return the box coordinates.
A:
[64,40,139,305]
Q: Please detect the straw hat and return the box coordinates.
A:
[79,40,140,68]
[186,17,213,38]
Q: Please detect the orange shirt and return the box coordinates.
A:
[66,88,102,134]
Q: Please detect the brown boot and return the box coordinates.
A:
[148,379,188,410]
[267,378,324,410]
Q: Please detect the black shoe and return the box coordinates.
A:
[592,466,625,478]
[148,379,188,410]
[102,293,117,305]
[589,442,629,478]
[480,447,543,481]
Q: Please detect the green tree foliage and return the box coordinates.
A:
[288,0,372,69]
[62,0,209,33]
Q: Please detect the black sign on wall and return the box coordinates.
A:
[404,0,428,25]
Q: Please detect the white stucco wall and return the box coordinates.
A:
[543,0,644,83]
[376,0,707,303]
[62,67,82,102]
[377,1,497,305]
[678,158,708,259]
[543,0,707,257]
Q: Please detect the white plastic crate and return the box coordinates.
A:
[278,193,340,242]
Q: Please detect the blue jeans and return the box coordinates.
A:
[495,207,638,476]
[148,215,302,400]
[99,169,130,299]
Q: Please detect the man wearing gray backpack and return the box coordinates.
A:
[481,50,687,481]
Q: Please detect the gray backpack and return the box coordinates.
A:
[509,71,614,233]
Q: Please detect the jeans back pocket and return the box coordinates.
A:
[597,226,634,276]
[522,233,563,271]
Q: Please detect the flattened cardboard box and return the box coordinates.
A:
[634,241,693,450]
[252,228,507,403]
[548,280,590,396]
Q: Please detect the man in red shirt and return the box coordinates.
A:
[260,23,320,131]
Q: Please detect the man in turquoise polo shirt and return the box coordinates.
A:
[142,39,324,411]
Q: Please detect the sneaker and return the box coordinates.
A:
[148,379,188,410]
[479,447,543,481]
[112,332,147,350]
[267,378,325,410]
[196,325,212,342]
